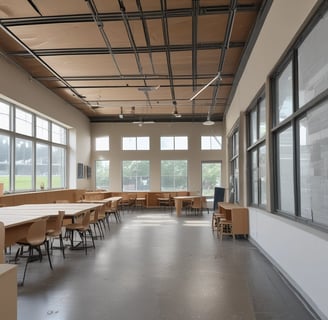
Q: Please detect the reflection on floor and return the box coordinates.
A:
[11,209,317,320]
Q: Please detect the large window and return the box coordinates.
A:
[272,7,328,228]
[160,136,188,150]
[0,98,68,193]
[229,130,239,203]
[95,160,110,190]
[161,160,188,191]
[247,95,266,207]
[122,137,149,150]
[201,161,222,197]
[122,160,150,191]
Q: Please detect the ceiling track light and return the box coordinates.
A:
[203,112,215,126]
[172,101,181,118]
[119,106,124,119]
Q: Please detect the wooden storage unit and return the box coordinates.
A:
[217,202,249,238]
[0,189,85,207]
[0,264,17,320]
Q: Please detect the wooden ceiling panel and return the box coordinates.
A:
[42,55,121,77]
[147,19,165,46]
[9,23,104,50]
[197,50,221,75]
[33,0,90,15]
[231,12,258,42]
[170,51,192,75]
[0,0,40,18]
[198,14,228,43]
[0,0,267,122]
[221,47,243,74]
[168,17,192,45]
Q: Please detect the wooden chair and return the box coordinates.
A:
[89,206,104,239]
[190,197,203,215]
[46,211,66,258]
[105,200,121,223]
[65,211,95,255]
[15,219,53,286]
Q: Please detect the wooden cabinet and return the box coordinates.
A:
[0,264,17,320]
[218,203,249,237]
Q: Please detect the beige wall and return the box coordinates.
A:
[0,54,92,190]
[91,122,225,193]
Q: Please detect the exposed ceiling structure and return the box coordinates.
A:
[0,0,270,123]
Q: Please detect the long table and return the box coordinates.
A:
[0,203,102,247]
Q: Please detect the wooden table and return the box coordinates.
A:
[0,203,102,247]
[173,196,201,217]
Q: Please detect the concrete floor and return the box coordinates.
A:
[13,209,317,320]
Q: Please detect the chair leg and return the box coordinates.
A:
[59,234,65,259]
[44,241,53,270]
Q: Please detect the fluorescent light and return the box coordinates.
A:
[190,73,220,101]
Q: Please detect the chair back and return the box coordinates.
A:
[0,221,4,263]
[111,200,118,210]
[55,200,69,203]
[27,219,47,246]
[81,211,92,228]
[52,211,65,234]
[192,197,202,209]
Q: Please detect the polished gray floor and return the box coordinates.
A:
[14,209,317,320]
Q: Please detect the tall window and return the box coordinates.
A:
[247,95,266,207]
[122,137,149,150]
[201,161,222,196]
[0,97,68,192]
[160,136,188,150]
[95,160,109,190]
[161,160,188,191]
[272,7,328,228]
[122,160,150,191]
[201,136,222,150]
[229,130,239,203]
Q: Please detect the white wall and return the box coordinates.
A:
[250,208,328,319]
[0,54,91,189]
[91,122,225,192]
[225,0,328,318]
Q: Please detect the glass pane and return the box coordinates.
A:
[160,137,174,150]
[137,137,149,150]
[15,108,32,136]
[0,134,10,192]
[250,109,257,145]
[96,160,109,189]
[277,126,294,214]
[36,143,49,190]
[52,146,65,188]
[251,149,258,205]
[122,160,149,191]
[201,136,222,150]
[15,138,33,191]
[298,11,328,107]
[299,102,328,226]
[175,136,188,150]
[161,160,187,191]
[259,145,267,206]
[277,62,293,123]
[259,98,266,139]
[96,136,109,151]
[201,162,222,196]
[52,123,66,144]
[0,100,10,130]
[36,117,49,140]
[122,137,136,150]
